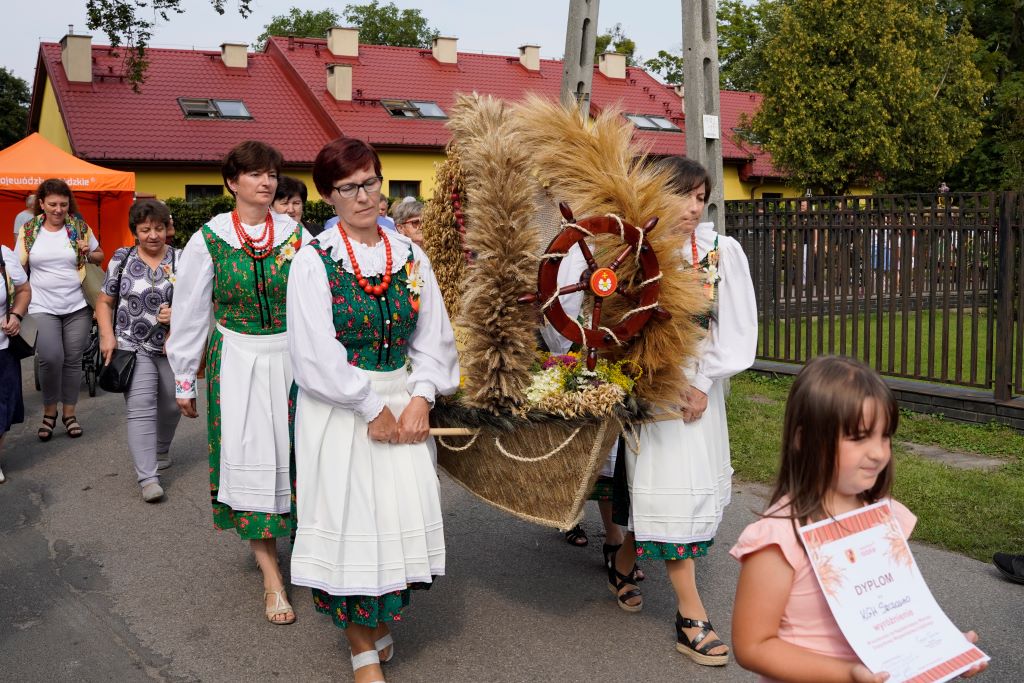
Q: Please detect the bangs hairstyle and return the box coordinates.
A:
[658,156,712,197]
[128,198,171,233]
[769,355,898,524]
[312,137,382,198]
[274,175,308,203]
[221,140,284,196]
[34,178,80,217]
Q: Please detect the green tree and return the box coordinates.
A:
[594,24,638,66]
[644,50,685,85]
[0,67,30,148]
[85,0,254,89]
[750,0,987,194]
[717,0,779,91]
[943,0,1024,190]
[255,8,341,50]
[341,1,438,48]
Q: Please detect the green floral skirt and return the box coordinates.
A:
[206,330,293,540]
[313,589,412,630]
[636,539,713,561]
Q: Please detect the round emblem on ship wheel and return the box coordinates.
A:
[589,267,618,297]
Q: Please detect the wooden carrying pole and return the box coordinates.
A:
[429,411,683,436]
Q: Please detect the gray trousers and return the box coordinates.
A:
[124,353,181,486]
[35,307,93,407]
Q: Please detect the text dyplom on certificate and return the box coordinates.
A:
[798,501,989,683]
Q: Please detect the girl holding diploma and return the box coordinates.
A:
[729,356,987,683]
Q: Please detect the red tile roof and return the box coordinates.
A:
[32,38,782,178]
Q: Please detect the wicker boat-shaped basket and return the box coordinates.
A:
[433,412,622,530]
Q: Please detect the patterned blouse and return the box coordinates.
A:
[102,246,180,356]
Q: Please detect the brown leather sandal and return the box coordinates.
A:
[62,415,83,438]
[38,413,57,441]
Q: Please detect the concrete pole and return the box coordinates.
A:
[560,0,600,111]
[682,0,725,232]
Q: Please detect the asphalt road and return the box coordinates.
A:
[1,362,1021,682]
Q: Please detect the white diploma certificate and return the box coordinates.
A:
[799,501,989,683]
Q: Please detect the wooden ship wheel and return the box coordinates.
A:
[519,203,672,370]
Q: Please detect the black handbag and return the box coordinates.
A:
[97,247,138,394]
[98,348,137,393]
[0,248,34,360]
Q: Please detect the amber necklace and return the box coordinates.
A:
[231,210,275,259]
[338,224,392,296]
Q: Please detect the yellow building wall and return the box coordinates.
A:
[378,151,442,200]
[38,79,72,154]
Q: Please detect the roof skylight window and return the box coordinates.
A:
[625,114,679,131]
[178,98,252,119]
[381,99,447,119]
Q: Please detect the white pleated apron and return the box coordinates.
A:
[625,380,732,544]
[215,324,292,515]
[291,367,445,596]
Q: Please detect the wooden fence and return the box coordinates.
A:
[724,191,1023,401]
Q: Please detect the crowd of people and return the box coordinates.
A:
[0,138,998,683]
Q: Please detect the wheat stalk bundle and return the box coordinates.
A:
[448,93,542,413]
[421,144,468,319]
[511,95,709,407]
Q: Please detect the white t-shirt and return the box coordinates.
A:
[1,246,29,351]
[26,227,99,316]
[13,210,34,237]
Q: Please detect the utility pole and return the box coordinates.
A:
[681,0,725,232]
[560,0,600,110]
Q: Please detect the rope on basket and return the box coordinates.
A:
[437,431,482,451]
[493,426,584,463]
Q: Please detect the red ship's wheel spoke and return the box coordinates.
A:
[591,297,603,330]
[607,244,636,272]
[576,239,600,272]
[558,282,588,297]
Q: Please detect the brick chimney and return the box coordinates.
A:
[598,52,626,79]
[432,36,457,64]
[674,84,685,104]
[220,43,248,68]
[327,63,353,101]
[518,44,540,72]
[60,33,93,83]
[327,27,359,57]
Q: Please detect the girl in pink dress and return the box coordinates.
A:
[730,356,987,683]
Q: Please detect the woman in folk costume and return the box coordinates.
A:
[609,157,758,666]
[287,137,458,683]
[167,140,310,625]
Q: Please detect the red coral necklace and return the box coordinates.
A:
[338,224,392,296]
[231,210,275,259]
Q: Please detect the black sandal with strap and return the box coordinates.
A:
[607,562,643,612]
[602,543,645,581]
[38,413,57,442]
[564,523,589,547]
[675,614,729,666]
[62,415,83,439]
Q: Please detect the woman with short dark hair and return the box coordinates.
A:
[273,175,322,236]
[15,178,104,441]
[167,140,311,625]
[95,199,181,503]
[290,136,458,682]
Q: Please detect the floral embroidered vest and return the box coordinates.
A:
[311,238,419,372]
[18,214,93,276]
[201,224,301,335]
[691,235,720,331]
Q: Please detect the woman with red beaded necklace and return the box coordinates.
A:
[287,137,458,683]
[167,141,311,627]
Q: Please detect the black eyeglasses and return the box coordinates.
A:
[333,176,383,199]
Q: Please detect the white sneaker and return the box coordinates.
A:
[156,454,172,470]
[141,482,164,503]
[0,463,5,483]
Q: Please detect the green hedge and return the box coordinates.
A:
[165,197,338,248]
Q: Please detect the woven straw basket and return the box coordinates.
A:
[434,413,621,530]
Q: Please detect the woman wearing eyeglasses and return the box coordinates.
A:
[167,140,312,626]
[391,200,424,247]
[287,137,458,683]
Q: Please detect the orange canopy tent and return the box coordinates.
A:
[0,133,135,263]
